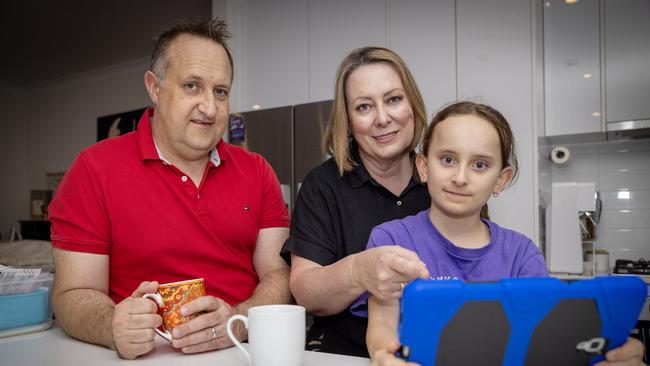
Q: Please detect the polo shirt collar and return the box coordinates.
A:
[348,141,373,188]
[137,107,222,167]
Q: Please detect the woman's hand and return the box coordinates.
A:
[595,337,645,366]
[352,246,429,300]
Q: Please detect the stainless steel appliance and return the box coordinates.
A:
[231,100,333,212]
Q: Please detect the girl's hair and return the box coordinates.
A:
[420,101,519,186]
[324,46,427,176]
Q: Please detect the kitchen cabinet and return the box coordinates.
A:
[541,0,650,136]
[543,0,601,136]
[225,0,539,241]
[308,0,387,103]
[456,0,536,240]
[238,0,310,111]
[605,0,650,124]
[389,0,456,116]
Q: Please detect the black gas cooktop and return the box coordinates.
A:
[614,259,650,275]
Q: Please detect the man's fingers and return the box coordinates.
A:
[180,295,222,316]
[115,340,155,360]
[125,313,162,330]
[123,297,159,315]
[131,281,159,298]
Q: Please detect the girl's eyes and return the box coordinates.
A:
[439,156,489,170]
[472,161,489,171]
[440,155,455,166]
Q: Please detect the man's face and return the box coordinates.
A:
[148,33,232,162]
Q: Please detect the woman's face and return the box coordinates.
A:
[346,62,414,165]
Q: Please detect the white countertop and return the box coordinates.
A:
[0,324,370,366]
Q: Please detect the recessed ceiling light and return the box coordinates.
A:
[565,0,579,4]
[252,104,261,110]
[544,1,551,7]
[592,112,601,117]
[583,73,592,79]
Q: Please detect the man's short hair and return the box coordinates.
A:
[150,17,233,83]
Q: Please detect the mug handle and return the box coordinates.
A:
[227,314,250,365]
[142,293,172,342]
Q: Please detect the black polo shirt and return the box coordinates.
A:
[281,144,431,357]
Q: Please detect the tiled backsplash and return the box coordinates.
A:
[539,138,650,269]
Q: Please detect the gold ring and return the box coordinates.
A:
[211,326,217,340]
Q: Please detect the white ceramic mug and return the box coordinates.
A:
[227,304,305,366]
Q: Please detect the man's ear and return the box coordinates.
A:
[415,153,429,183]
[494,166,514,194]
[144,71,160,106]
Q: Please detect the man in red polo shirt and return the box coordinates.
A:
[48,18,291,360]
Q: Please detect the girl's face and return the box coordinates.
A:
[416,114,513,219]
[346,63,415,165]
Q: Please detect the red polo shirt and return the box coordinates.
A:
[49,108,290,305]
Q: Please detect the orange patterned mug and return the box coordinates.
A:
[142,278,206,341]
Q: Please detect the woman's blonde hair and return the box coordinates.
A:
[324,46,427,176]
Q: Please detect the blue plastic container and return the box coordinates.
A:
[0,287,50,331]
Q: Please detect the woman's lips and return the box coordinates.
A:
[373,130,398,142]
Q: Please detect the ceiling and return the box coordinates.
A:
[0,0,212,90]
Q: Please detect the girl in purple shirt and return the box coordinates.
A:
[365,101,644,366]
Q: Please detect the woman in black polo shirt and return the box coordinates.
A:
[281,46,431,357]
[281,46,646,364]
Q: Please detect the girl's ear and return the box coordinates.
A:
[415,153,429,183]
[494,166,514,194]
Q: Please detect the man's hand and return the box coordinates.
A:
[595,337,645,366]
[352,246,430,300]
[371,340,420,366]
[170,295,243,353]
[112,281,162,360]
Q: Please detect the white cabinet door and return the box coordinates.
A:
[239,0,310,111]
[389,0,456,117]
[308,0,387,102]
[605,0,650,123]
[456,0,536,240]
[543,0,602,136]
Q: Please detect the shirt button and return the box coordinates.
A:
[396,200,402,206]
[181,176,188,182]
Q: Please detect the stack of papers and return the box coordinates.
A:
[0,265,48,295]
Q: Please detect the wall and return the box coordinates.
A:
[0,88,28,239]
[0,0,540,243]
[539,138,650,268]
[0,59,151,239]
[225,0,539,242]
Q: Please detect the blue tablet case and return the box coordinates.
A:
[398,276,647,366]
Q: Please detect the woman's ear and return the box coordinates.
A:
[494,166,514,194]
[415,153,429,183]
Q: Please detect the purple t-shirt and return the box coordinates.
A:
[351,209,549,316]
